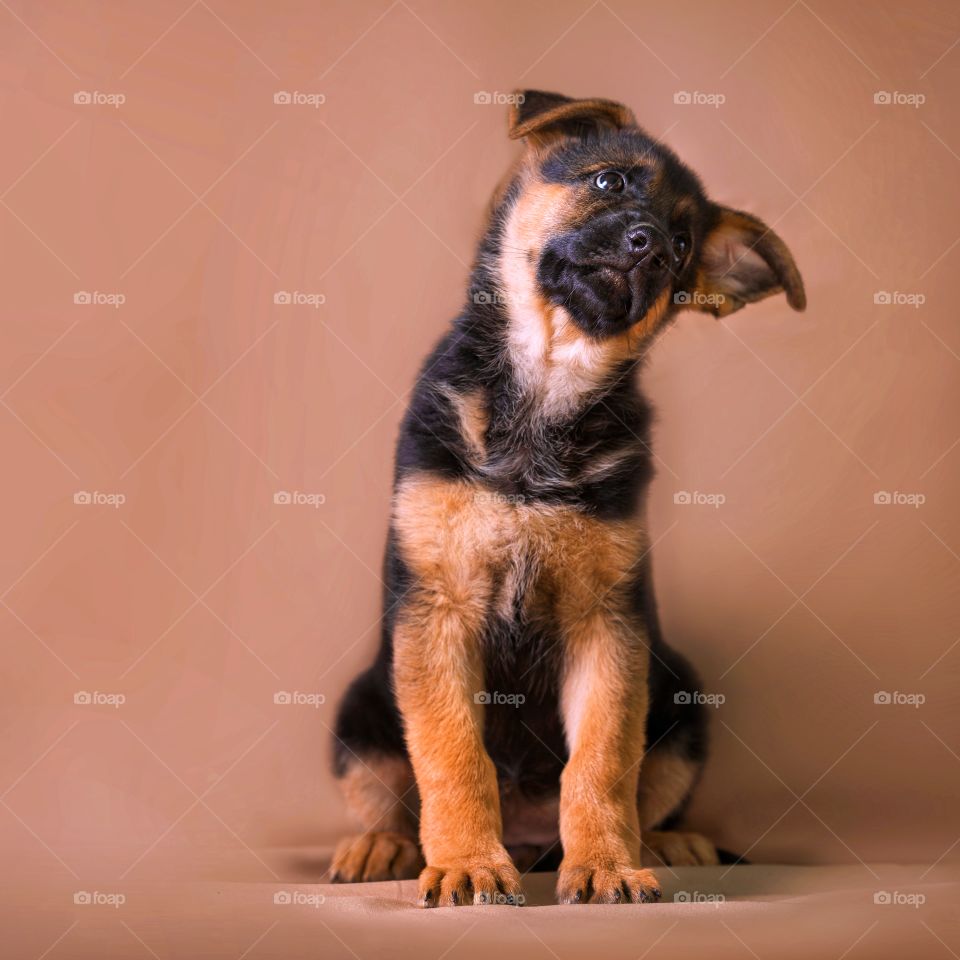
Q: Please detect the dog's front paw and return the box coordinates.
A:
[417,853,523,907]
[557,861,661,904]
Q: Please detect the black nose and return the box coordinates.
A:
[624,224,668,274]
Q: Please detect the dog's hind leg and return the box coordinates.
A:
[330,754,423,882]
[637,641,720,868]
[638,746,718,866]
[330,668,423,882]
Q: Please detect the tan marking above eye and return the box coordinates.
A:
[671,196,697,220]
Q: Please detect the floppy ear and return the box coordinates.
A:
[685,206,806,317]
[508,90,636,146]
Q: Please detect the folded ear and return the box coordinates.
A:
[508,90,636,146]
[685,206,806,317]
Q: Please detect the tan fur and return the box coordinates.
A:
[340,755,419,835]
[642,830,719,867]
[331,831,422,882]
[444,386,488,464]
[637,750,698,830]
[672,195,697,220]
[555,586,657,902]
[331,756,423,883]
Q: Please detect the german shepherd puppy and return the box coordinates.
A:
[330,90,805,907]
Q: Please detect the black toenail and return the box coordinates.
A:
[451,890,459,905]
[574,889,583,903]
[612,888,622,902]
[653,888,662,900]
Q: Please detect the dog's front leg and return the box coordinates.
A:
[392,477,522,908]
[394,600,521,907]
[556,609,661,904]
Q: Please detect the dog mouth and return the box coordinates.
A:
[555,256,653,324]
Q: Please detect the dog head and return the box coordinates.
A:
[498,90,805,345]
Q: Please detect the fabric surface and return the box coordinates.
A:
[2,2,960,958]
[8,845,959,959]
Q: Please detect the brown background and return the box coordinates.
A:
[2,0,960,955]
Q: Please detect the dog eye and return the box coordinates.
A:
[672,233,690,260]
[594,170,626,192]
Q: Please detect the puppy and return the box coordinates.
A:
[330,90,805,906]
